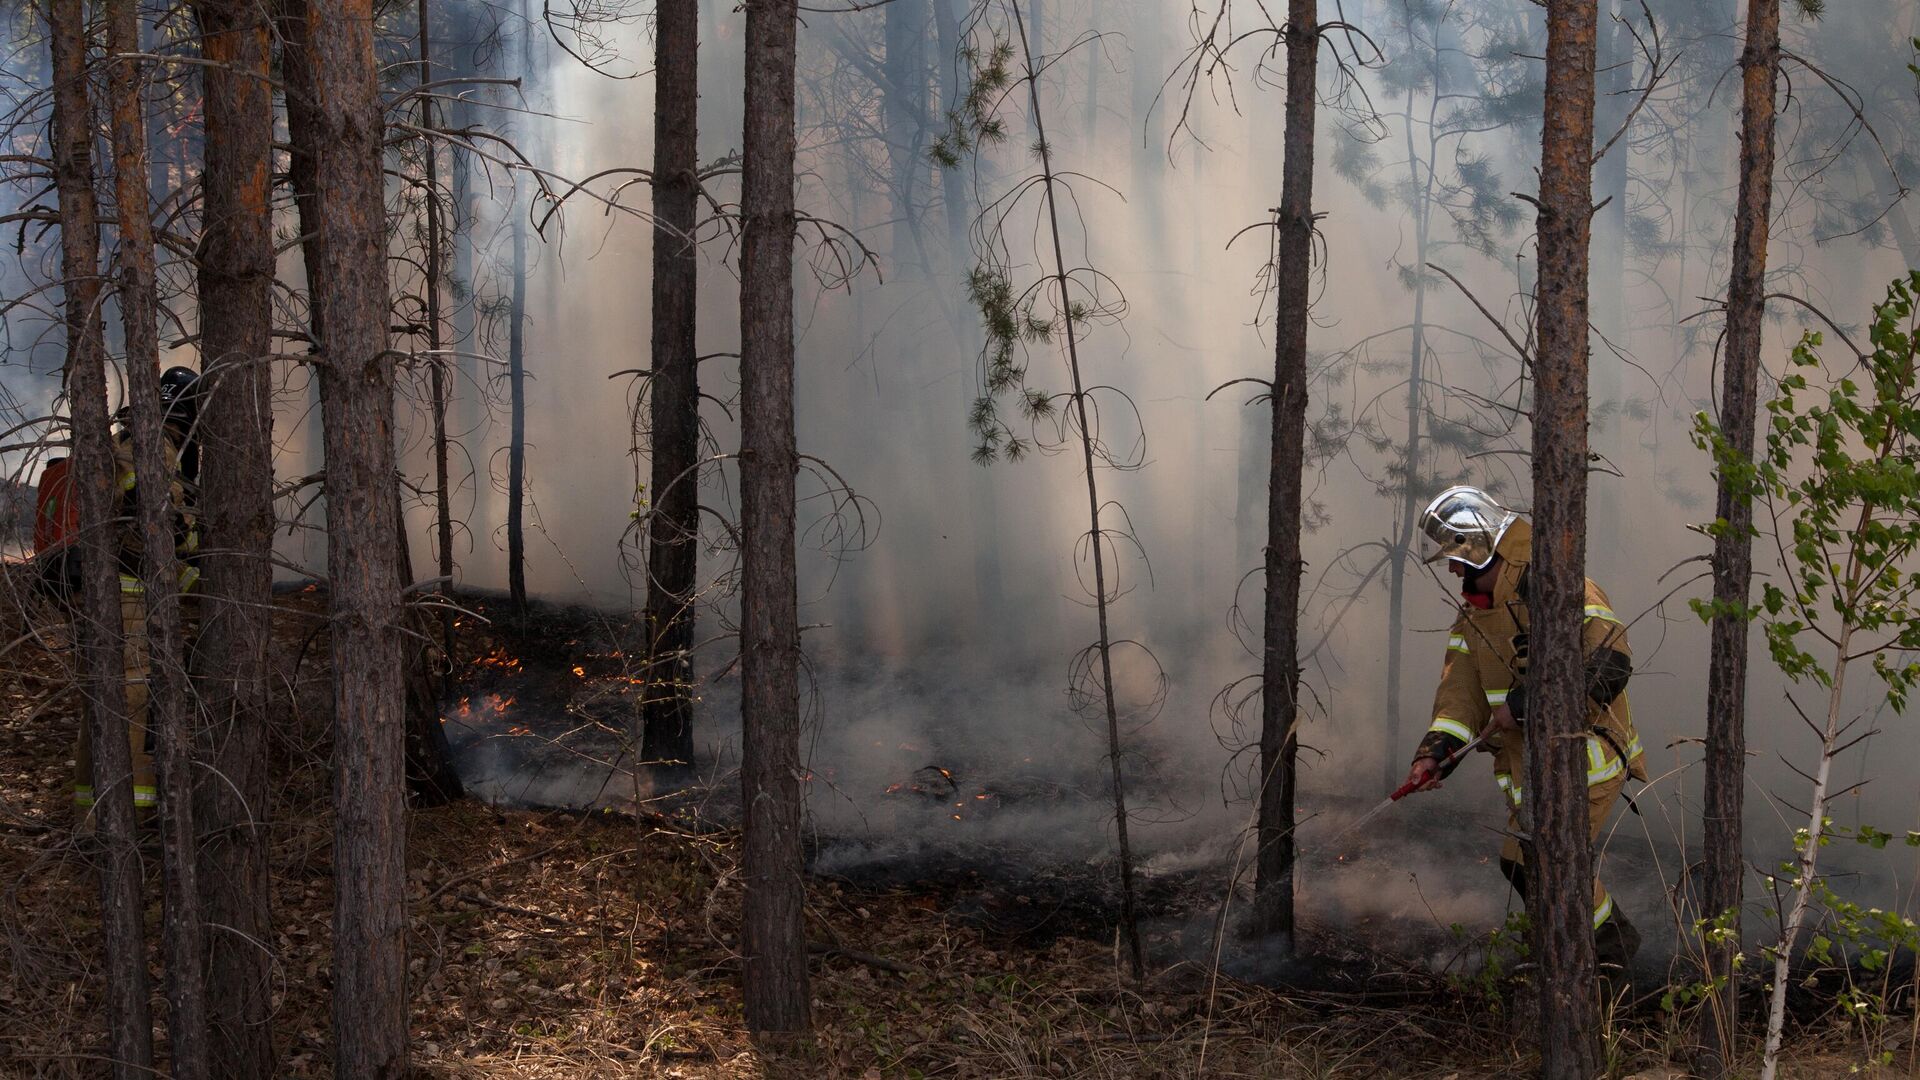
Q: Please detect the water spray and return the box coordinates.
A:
[1332,728,1492,847]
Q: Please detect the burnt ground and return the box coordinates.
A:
[0,582,1911,1077]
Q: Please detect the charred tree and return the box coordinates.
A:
[1528,1,1602,1074]
[643,0,700,776]
[105,4,207,1074]
[186,2,278,1073]
[739,0,810,1033]
[1252,0,1318,950]
[297,1,411,1072]
[51,5,155,1074]
[1699,0,1780,1073]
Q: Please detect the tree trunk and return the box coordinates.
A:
[1252,0,1317,950]
[51,6,155,1075]
[1383,81,1435,791]
[507,0,533,615]
[419,0,456,673]
[187,3,278,1073]
[1699,1,1779,1074]
[883,0,930,269]
[106,5,208,1075]
[739,0,809,1032]
[643,0,701,776]
[507,188,529,613]
[1529,2,1602,1075]
[298,2,410,1073]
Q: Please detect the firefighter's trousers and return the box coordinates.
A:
[1497,767,1626,932]
[73,579,158,813]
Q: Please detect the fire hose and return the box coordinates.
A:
[1332,728,1493,846]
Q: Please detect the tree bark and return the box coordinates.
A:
[187,2,278,1073]
[1699,1,1779,1074]
[643,0,700,776]
[1252,0,1318,950]
[298,2,410,1074]
[106,4,208,1075]
[739,0,809,1033]
[1529,2,1602,1075]
[51,5,155,1075]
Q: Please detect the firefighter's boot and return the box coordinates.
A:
[1594,905,1641,971]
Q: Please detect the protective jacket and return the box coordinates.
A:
[1413,518,1647,805]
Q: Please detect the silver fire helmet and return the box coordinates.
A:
[1418,485,1517,570]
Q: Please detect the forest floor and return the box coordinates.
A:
[0,585,1910,1078]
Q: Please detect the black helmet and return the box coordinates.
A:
[158,366,199,427]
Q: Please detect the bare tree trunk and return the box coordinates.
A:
[739,0,809,1033]
[419,0,456,673]
[1252,0,1317,950]
[1529,2,1602,1075]
[643,0,700,776]
[106,5,207,1075]
[883,0,930,268]
[1383,81,1436,792]
[507,0,532,615]
[298,2,410,1073]
[51,6,154,1075]
[1699,2,1779,1074]
[507,191,529,613]
[187,2,278,1072]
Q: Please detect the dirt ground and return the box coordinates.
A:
[0,588,1908,1078]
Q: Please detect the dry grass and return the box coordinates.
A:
[0,589,1903,1077]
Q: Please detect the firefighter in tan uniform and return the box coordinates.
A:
[1401,486,1644,968]
[71,367,201,817]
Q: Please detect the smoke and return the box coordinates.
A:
[0,0,1903,951]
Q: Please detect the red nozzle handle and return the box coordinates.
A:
[1388,778,1420,801]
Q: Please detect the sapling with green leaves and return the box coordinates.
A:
[1693,271,1920,1080]
[933,0,1149,978]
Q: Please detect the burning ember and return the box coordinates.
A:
[473,646,524,673]
[882,765,1000,823]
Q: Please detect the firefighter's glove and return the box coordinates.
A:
[1504,680,1528,724]
[1403,756,1445,793]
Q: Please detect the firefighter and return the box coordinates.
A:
[1400,485,1644,969]
[71,366,201,819]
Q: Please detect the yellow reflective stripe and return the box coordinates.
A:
[1586,736,1624,786]
[73,786,157,806]
[1428,716,1473,743]
[1447,635,1469,654]
[178,566,200,593]
[1583,604,1621,624]
[1495,773,1523,807]
[1485,689,1509,705]
[119,471,137,491]
[1593,892,1615,930]
[118,575,145,595]
[1625,735,1643,760]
